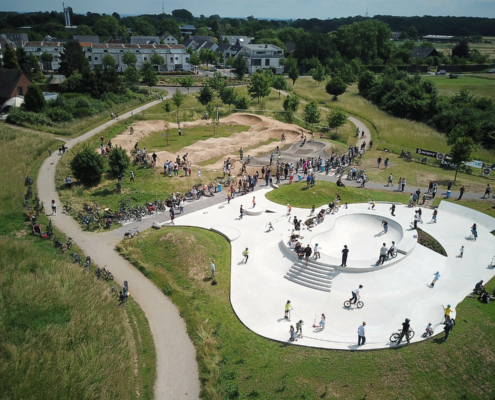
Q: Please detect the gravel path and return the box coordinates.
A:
[37,89,202,399]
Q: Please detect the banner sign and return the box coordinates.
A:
[464,160,483,168]
[416,148,437,158]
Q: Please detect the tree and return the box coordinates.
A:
[102,54,116,70]
[196,85,214,108]
[40,51,53,70]
[75,25,93,35]
[207,72,227,96]
[326,77,347,101]
[311,64,327,86]
[150,53,164,71]
[195,27,209,36]
[108,146,131,175]
[271,75,287,98]
[23,84,46,112]
[447,127,475,181]
[288,65,299,86]
[358,70,375,98]
[452,39,470,59]
[124,65,141,85]
[188,51,201,67]
[27,54,44,81]
[3,44,19,70]
[233,54,248,80]
[283,95,299,122]
[327,110,347,130]
[140,62,157,93]
[171,89,184,119]
[248,72,271,103]
[180,76,194,93]
[303,100,321,129]
[122,52,138,67]
[406,26,418,40]
[93,15,126,38]
[220,87,237,112]
[172,9,194,21]
[234,95,249,110]
[159,19,181,38]
[70,146,105,187]
[59,41,90,77]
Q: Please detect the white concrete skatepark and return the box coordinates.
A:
[167,187,495,350]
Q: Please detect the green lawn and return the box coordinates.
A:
[424,75,495,100]
[139,124,250,153]
[119,225,495,399]
[265,180,411,208]
[0,125,156,398]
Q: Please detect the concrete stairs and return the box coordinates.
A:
[284,258,334,292]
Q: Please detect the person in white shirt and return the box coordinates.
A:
[358,322,366,345]
[351,285,363,304]
[379,243,388,265]
[313,243,321,260]
[388,241,397,258]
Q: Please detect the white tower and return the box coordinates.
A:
[63,3,71,27]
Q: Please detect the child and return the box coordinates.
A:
[444,304,452,323]
[310,205,315,216]
[425,322,433,335]
[369,199,376,210]
[252,196,256,208]
[287,204,292,216]
[227,190,231,204]
[267,222,274,232]
[459,246,464,258]
[431,271,440,287]
[432,208,438,223]
[289,325,296,342]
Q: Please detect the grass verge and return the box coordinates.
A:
[417,228,448,256]
[119,225,495,399]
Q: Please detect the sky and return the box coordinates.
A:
[2,0,495,19]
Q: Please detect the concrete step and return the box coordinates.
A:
[293,259,335,274]
[289,266,333,282]
[284,275,331,292]
[285,272,332,288]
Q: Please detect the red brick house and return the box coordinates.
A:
[0,68,32,105]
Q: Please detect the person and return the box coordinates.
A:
[287,204,292,216]
[351,285,363,304]
[397,318,411,345]
[387,173,393,186]
[341,245,349,267]
[382,220,388,233]
[210,260,215,279]
[317,314,326,330]
[425,322,433,336]
[310,205,315,216]
[337,177,345,187]
[285,300,292,320]
[443,318,455,341]
[418,207,423,223]
[289,325,296,342]
[296,319,304,338]
[360,173,367,188]
[169,207,175,225]
[379,243,388,265]
[239,205,244,219]
[304,244,312,265]
[267,221,274,232]
[413,211,419,229]
[431,271,440,287]
[390,203,396,216]
[397,177,402,192]
[471,223,477,241]
[432,208,438,223]
[458,186,465,200]
[402,178,406,192]
[51,199,57,216]
[474,280,485,294]
[179,199,184,214]
[239,147,244,160]
[388,241,397,258]
[243,248,249,263]
[368,199,376,210]
[444,304,452,323]
[130,170,135,183]
[377,156,382,168]
[282,131,286,141]
[384,157,389,169]
[48,148,52,156]
[252,196,256,208]
[459,245,464,258]
[483,184,492,199]
[314,243,321,260]
[358,322,366,346]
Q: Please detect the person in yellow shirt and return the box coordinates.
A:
[242,248,249,263]
[444,304,452,323]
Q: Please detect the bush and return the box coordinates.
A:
[69,146,105,186]
[75,97,92,109]
[23,84,46,112]
[6,107,53,126]
[108,146,131,175]
[234,96,249,110]
[46,107,73,123]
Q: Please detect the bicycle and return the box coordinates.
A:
[95,266,114,281]
[390,329,415,344]
[344,297,364,309]
[422,328,434,338]
[70,253,82,265]
[63,203,72,214]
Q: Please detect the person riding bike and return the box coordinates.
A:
[351,285,363,304]
[387,241,397,258]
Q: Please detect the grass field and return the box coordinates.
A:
[139,124,250,153]
[423,75,495,100]
[0,125,156,398]
[266,180,411,208]
[119,225,495,399]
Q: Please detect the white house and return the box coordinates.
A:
[161,34,178,45]
[238,44,284,74]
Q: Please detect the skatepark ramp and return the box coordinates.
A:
[285,259,334,292]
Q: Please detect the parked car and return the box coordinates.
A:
[487,70,495,74]
[210,67,217,72]
[436,70,447,75]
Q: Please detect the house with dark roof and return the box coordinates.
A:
[221,36,253,46]
[0,68,32,106]
[160,33,178,45]
[3,33,28,47]
[412,46,439,60]
[130,36,160,45]
[181,25,196,36]
[182,38,196,49]
[73,35,100,44]
[215,43,231,59]
[106,36,126,44]
[191,36,214,43]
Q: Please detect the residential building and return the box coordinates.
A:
[73,35,100,44]
[391,32,401,40]
[160,34,178,45]
[412,46,439,60]
[423,35,456,42]
[130,36,160,45]
[23,41,191,72]
[191,36,214,43]
[3,32,28,47]
[183,38,217,52]
[180,25,196,36]
[220,35,252,46]
[106,36,126,44]
[0,68,32,106]
[238,44,284,74]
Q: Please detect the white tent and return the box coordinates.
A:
[0,96,24,112]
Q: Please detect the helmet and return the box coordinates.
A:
[447,304,451,307]
[316,243,319,246]
[287,203,290,206]
[372,199,375,201]
[287,300,291,303]
[405,318,410,323]
[300,319,304,323]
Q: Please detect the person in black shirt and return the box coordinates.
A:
[397,318,411,345]
[341,245,349,267]
[304,245,312,265]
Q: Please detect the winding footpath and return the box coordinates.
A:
[37,88,201,399]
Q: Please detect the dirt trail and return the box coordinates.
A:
[36,94,201,399]
[111,113,310,169]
